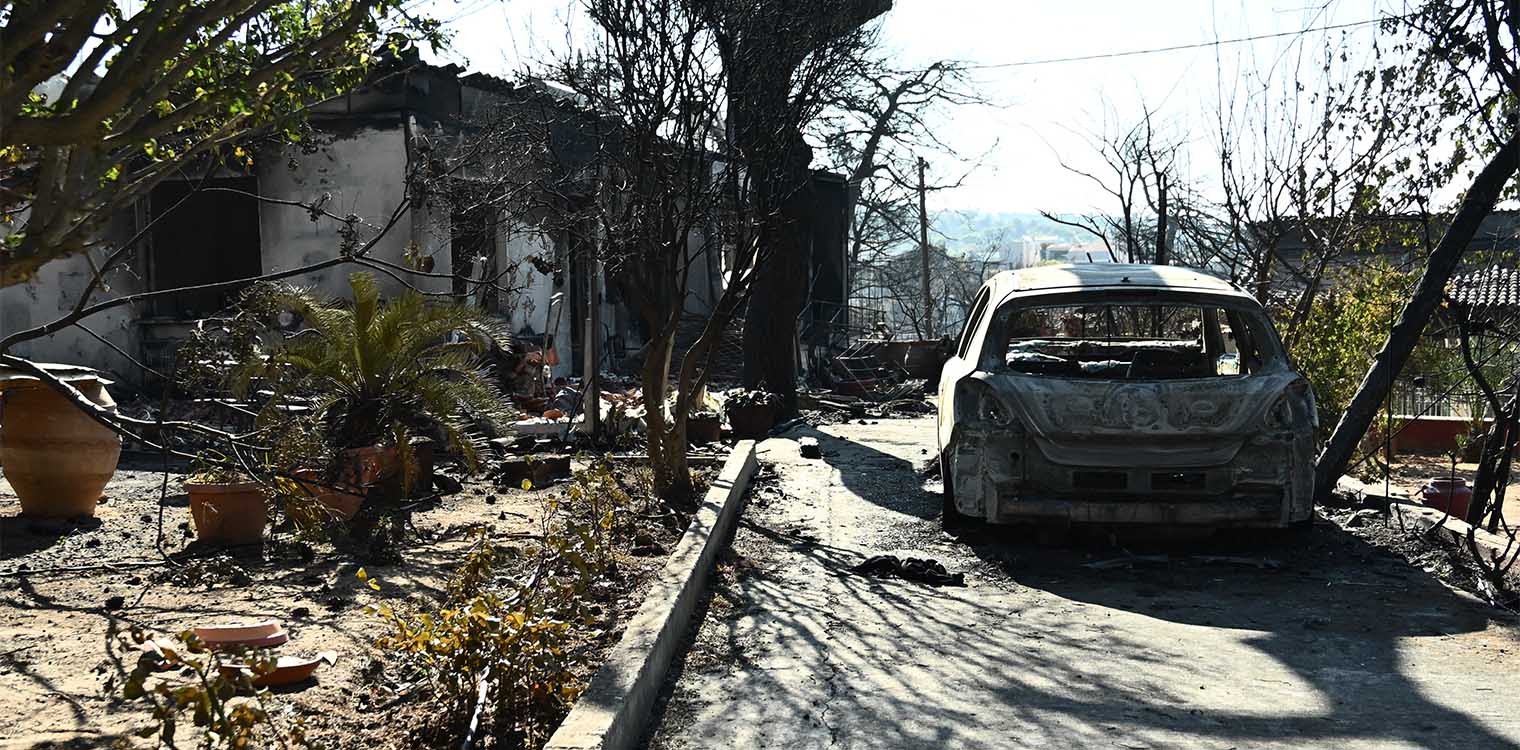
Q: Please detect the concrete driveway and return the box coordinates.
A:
[645,416,1520,750]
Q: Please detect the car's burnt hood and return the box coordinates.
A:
[980,370,1299,468]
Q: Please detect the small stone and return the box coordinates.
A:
[1344,509,1382,528]
[799,437,822,459]
[292,606,312,619]
[485,494,497,505]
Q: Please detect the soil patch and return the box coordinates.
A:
[0,456,695,750]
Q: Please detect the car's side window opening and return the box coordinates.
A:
[993,302,1273,380]
[957,289,991,359]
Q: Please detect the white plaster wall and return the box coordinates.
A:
[0,214,143,384]
[256,124,453,301]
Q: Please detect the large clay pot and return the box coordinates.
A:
[0,378,121,518]
[186,481,268,545]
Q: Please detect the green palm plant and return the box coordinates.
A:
[239,272,513,477]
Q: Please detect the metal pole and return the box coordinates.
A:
[583,257,601,437]
[917,157,932,337]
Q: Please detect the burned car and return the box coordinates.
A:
[936,263,1316,529]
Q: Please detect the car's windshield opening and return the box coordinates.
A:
[992,301,1275,380]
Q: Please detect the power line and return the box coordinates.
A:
[962,15,1397,70]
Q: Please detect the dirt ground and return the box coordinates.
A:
[0,453,688,750]
[1383,453,1520,510]
[647,417,1520,750]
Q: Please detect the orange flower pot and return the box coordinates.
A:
[186,481,268,545]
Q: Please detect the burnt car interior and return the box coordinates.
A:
[997,301,1269,380]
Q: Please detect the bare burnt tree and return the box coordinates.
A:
[811,57,987,302]
[1040,103,1187,265]
[441,0,772,503]
[864,244,987,340]
[572,0,735,502]
[695,0,891,414]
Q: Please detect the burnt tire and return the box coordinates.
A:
[940,448,971,529]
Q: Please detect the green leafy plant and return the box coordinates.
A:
[239,272,514,476]
[115,627,310,749]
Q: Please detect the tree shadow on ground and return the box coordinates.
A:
[649,420,1520,749]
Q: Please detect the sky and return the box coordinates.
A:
[412,0,1393,216]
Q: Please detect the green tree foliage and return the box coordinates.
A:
[0,0,439,286]
[1288,261,1455,435]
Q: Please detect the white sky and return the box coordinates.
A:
[415,0,1392,215]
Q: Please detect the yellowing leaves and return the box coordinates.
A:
[356,567,380,590]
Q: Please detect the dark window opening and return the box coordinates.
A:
[451,204,499,311]
[992,300,1277,380]
[146,178,261,319]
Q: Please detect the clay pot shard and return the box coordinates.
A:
[220,651,337,687]
[193,620,289,650]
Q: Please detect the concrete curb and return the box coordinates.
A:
[544,440,759,750]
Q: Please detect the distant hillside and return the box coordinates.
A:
[929,210,1091,256]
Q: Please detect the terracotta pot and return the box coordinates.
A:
[687,415,722,444]
[186,481,268,545]
[291,469,364,522]
[290,445,402,521]
[726,403,778,439]
[0,378,121,519]
[1421,477,1474,519]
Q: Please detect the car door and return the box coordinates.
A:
[938,285,993,452]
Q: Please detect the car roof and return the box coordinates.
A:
[989,263,1253,300]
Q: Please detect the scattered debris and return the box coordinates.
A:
[1343,508,1384,528]
[850,554,966,587]
[495,455,571,489]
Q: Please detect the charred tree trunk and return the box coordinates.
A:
[1313,131,1520,501]
[739,130,813,415]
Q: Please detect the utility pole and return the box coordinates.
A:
[917,156,933,338]
[583,256,601,437]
